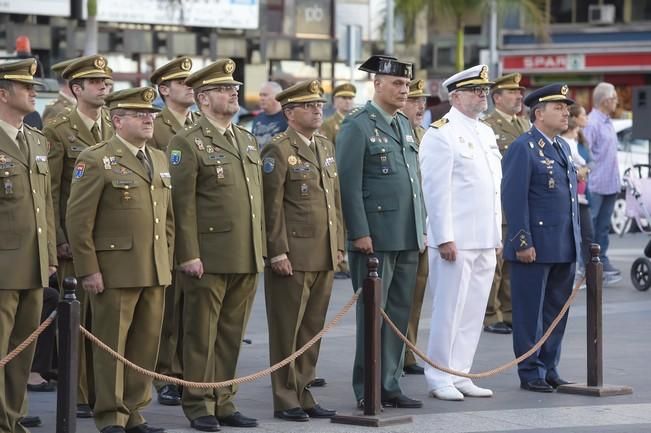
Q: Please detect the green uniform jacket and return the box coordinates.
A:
[148,107,200,152]
[42,93,73,124]
[481,111,530,154]
[261,128,344,271]
[0,125,57,289]
[167,116,266,274]
[45,108,113,246]
[320,111,344,145]
[66,136,174,289]
[335,102,425,252]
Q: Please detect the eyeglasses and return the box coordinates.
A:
[119,112,157,119]
[460,86,490,96]
[294,102,325,111]
[204,84,240,93]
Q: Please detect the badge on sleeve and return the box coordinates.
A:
[170,150,182,166]
[263,157,275,174]
[74,162,86,179]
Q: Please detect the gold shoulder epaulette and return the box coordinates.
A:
[430,117,449,129]
[271,132,288,142]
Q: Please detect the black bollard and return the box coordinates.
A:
[56,277,80,433]
[557,243,632,396]
[363,256,381,416]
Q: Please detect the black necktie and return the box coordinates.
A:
[136,149,152,180]
[16,131,29,159]
[184,117,193,127]
[91,123,102,142]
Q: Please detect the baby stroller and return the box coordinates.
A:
[623,164,651,291]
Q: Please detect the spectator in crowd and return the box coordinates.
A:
[252,81,287,148]
[583,82,621,276]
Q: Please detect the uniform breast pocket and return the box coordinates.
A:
[368,144,395,175]
[0,170,25,200]
[110,180,142,208]
[202,157,234,186]
[246,152,262,184]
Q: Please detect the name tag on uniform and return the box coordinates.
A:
[406,134,415,143]
[35,155,47,162]
[160,172,171,179]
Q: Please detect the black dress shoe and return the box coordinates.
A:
[100,426,126,433]
[218,412,258,428]
[125,424,165,433]
[274,407,309,422]
[546,376,573,389]
[27,381,56,392]
[190,415,220,432]
[19,416,42,428]
[77,404,94,418]
[403,364,425,375]
[157,384,181,406]
[381,394,423,408]
[520,379,554,393]
[307,377,327,387]
[305,404,336,418]
[483,322,512,334]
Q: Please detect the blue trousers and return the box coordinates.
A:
[510,262,574,383]
[589,192,617,263]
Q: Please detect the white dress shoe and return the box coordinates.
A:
[430,386,464,401]
[455,382,493,397]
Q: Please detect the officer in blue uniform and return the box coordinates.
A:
[502,83,581,393]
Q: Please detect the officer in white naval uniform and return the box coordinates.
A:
[419,65,502,401]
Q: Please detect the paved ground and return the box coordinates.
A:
[23,233,651,432]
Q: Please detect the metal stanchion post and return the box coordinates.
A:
[558,244,633,396]
[331,257,412,427]
[56,277,80,433]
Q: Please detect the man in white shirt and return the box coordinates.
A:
[419,65,502,401]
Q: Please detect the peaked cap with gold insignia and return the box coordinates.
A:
[523,83,574,107]
[443,64,493,92]
[105,87,161,112]
[408,79,431,98]
[61,55,112,80]
[275,80,326,106]
[51,58,77,77]
[0,58,42,85]
[150,56,194,85]
[184,58,242,90]
[333,82,356,98]
[492,73,525,91]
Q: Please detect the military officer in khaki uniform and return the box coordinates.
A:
[261,81,344,422]
[66,88,174,433]
[167,59,265,432]
[42,58,76,123]
[400,78,430,375]
[320,83,356,144]
[0,59,57,433]
[44,55,113,419]
[481,73,529,335]
[148,56,198,408]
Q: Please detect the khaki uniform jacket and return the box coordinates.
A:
[0,125,57,289]
[261,128,344,271]
[42,94,73,124]
[66,136,174,289]
[320,111,344,144]
[481,111,530,155]
[45,108,113,245]
[148,107,200,152]
[167,116,266,274]
[413,124,426,144]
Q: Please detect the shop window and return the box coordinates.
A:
[551,0,573,23]
[631,0,651,21]
[575,0,600,22]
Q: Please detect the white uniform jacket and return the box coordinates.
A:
[419,106,502,250]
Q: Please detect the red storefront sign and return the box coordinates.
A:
[502,52,651,73]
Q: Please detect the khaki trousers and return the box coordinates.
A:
[0,288,43,433]
[404,249,428,367]
[264,269,334,411]
[154,277,183,390]
[179,272,258,420]
[90,286,164,430]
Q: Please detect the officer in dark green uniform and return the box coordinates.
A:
[44,55,113,419]
[400,78,430,375]
[0,58,57,433]
[261,80,344,422]
[66,87,174,433]
[336,55,426,409]
[148,56,199,408]
[167,59,265,432]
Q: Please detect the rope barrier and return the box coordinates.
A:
[81,290,360,389]
[380,276,585,379]
[0,310,57,368]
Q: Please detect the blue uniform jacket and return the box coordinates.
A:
[502,127,581,263]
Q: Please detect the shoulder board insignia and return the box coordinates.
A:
[396,111,408,120]
[430,118,449,129]
[272,132,288,142]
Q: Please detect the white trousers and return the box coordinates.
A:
[425,247,496,390]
